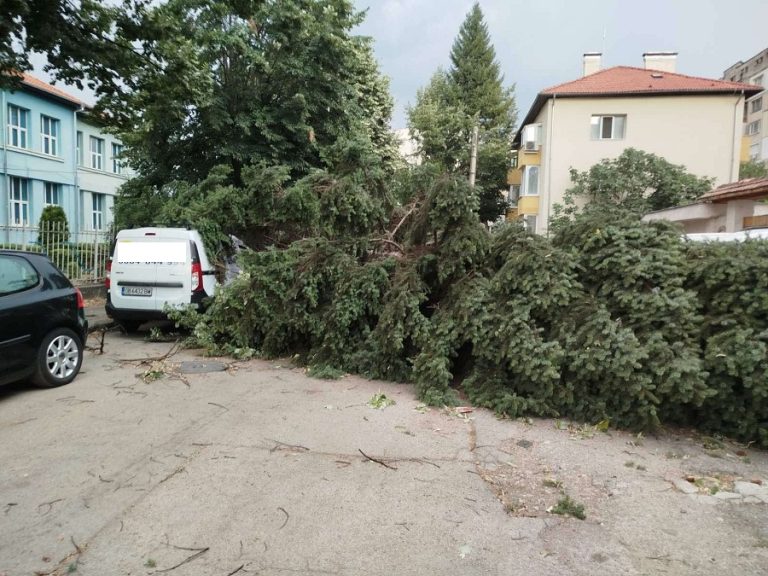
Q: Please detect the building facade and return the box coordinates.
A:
[508,53,762,235]
[723,47,768,164]
[1,74,128,243]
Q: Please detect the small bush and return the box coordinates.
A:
[551,495,586,520]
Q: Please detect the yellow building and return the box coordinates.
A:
[507,52,763,234]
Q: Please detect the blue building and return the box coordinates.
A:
[1,74,128,244]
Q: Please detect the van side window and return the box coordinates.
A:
[0,255,39,296]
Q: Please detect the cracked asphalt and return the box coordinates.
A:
[1,331,767,575]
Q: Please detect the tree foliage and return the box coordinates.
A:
[739,159,768,180]
[407,2,516,222]
[554,148,714,223]
[171,163,768,446]
[100,0,397,250]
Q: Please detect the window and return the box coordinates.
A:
[507,184,520,205]
[40,115,59,156]
[750,97,763,114]
[44,182,61,205]
[76,131,83,166]
[111,143,124,174]
[747,120,761,136]
[752,74,764,88]
[591,115,626,140]
[522,166,539,196]
[750,143,760,160]
[9,177,30,226]
[0,255,39,296]
[7,105,29,148]
[91,193,105,230]
[89,136,104,170]
[522,124,542,151]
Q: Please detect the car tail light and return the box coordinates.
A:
[75,287,85,309]
[191,262,203,292]
[105,258,112,290]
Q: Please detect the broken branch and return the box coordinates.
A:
[358,448,397,470]
[157,546,209,572]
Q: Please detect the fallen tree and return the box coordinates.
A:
[171,166,768,446]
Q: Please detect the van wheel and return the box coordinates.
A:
[120,320,142,333]
[32,328,83,388]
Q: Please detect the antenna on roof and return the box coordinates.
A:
[602,26,607,56]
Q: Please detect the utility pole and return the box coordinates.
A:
[468,125,479,187]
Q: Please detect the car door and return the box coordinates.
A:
[110,237,159,312]
[0,254,42,377]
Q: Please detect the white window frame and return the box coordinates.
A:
[8,105,29,149]
[747,120,761,136]
[750,97,763,114]
[591,115,626,140]
[40,115,59,156]
[752,74,764,88]
[76,131,84,166]
[89,136,104,170]
[750,143,760,160]
[44,182,61,206]
[522,166,540,196]
[9,177,30,226]
[91,193,105,230]
[111,143,123,174]
[522,124,542,151]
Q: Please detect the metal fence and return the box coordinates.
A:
[0,222,111,286]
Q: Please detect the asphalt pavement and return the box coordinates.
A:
[1,332,767,575]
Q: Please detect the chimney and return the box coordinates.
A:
[583,52,602,77]
[643,51,677,73]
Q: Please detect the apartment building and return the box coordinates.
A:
[723,47,768,163]
[508,53,762,235]
[1,73,129,242]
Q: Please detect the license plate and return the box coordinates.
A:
[122,286,152,297]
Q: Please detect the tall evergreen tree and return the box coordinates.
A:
[408,2,516,222]
[449,2,515,134]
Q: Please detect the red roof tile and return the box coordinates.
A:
[542,66,761,96]
[698,177,768,203]
[18,72,87,107]
[513,66,763,144]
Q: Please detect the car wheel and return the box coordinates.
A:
[32,328,84,388]
[120,320,142,333]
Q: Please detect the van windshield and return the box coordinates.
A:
[116,240,187,263]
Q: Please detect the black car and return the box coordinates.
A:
[0,250,88,388]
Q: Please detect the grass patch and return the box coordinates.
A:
[551,495,586,520]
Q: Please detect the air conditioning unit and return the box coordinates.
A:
[524,141,537,151]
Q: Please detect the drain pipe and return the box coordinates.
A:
[2,90,7,240]
[545,94,556,237]
[730,90,744,183]
[73,105,85,241]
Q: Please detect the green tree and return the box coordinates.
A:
[407,2,516,222]
[554,148,714,224]
[107,0,396,241]
[448,2,516,135]
[407,69,471,169]
[739,159,768,179]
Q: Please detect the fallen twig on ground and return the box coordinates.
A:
[277,506,289,529]
[226,565,245,576]
[37,498,64,515]
[268,439,309,453]
[358,449,397,470]
[157,546,209,572]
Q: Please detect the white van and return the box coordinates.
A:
[105,228,218,331]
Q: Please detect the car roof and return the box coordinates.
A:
[0,249,46,256]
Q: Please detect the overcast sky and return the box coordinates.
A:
[353,0,768,128]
